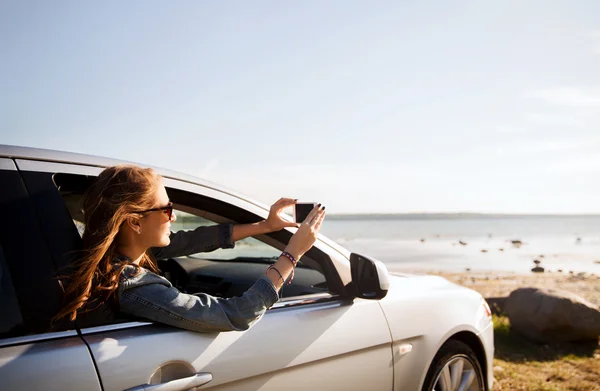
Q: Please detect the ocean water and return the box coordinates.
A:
[319,215,600,274]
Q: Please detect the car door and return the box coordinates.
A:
[17,158,394,391]
[0,158,102,391]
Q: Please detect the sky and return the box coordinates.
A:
[2,1,600,214]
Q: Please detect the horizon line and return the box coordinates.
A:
[326,212,600,218]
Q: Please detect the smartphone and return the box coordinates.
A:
[294,202,317,223]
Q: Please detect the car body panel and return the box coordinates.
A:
[380,274,493,390]
[0,335,102,391]
[479,320,495,390]
[82,298,393,391]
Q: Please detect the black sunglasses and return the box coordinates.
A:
[140,202,174,220]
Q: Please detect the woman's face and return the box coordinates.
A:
[139,182,176,248]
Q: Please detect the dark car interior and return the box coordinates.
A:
[158,256,329,298]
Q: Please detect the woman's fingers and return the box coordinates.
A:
[302,204,321,225]
[314,209,326,231]
[286,205,326,259]
[277,198,297,207]
[309,206,325,224]
[272,198,297,212]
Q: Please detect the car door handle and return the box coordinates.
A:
[125,372,213,391]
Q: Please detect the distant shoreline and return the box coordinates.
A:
[325,213,600,220]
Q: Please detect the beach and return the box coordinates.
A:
[401,269,600,308]
[391,268,600,390]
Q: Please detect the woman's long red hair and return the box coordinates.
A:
[54,165,161,322]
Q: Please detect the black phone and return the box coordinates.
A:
[294,202,317,223]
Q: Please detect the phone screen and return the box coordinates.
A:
[294,203,316,223]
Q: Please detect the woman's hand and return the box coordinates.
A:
[264,198,299,232]
[285,204,326,259]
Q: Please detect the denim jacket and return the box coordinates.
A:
[116,224,279,333]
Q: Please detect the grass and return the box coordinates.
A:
[491,315,600,390]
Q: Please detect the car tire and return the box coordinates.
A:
[421,339,486,391]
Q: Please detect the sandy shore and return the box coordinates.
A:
[393,269,600,307]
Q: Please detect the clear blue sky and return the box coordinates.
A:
[2,1,600,214]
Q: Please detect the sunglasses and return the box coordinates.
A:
[140,202,174,220]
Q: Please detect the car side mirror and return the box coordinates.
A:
[349,253,389,300]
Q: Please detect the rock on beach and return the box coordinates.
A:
[505,287,600,343]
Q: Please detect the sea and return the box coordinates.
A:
[319,215,600,275]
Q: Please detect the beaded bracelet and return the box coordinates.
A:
[281,251,297,267]
[280,251,298,285]
[266,265,285,285]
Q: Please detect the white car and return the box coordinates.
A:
[0,145,494,391]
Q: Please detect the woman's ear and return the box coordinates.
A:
[126,217,142,235]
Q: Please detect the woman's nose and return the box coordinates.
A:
[171,211,177,222]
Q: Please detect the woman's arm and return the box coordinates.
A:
[265,205,325,289]
[119,269,279,332]
[232,198,299,242]
[151,224,234,260]
[151,198,300,259]
[231,220,271,242]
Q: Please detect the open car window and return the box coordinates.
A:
[55,173,332,301]
[160,205,329,299]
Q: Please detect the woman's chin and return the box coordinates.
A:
[157,237,171,247]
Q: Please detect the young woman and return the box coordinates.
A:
[54,165,326,332]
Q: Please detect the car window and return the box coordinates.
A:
[51,173,331,301]
[163,205,329,299]
[0,166,70,338]
[0,245,24,339]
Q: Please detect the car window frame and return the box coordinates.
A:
[160,176,350,293]
[14,159,353,336]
